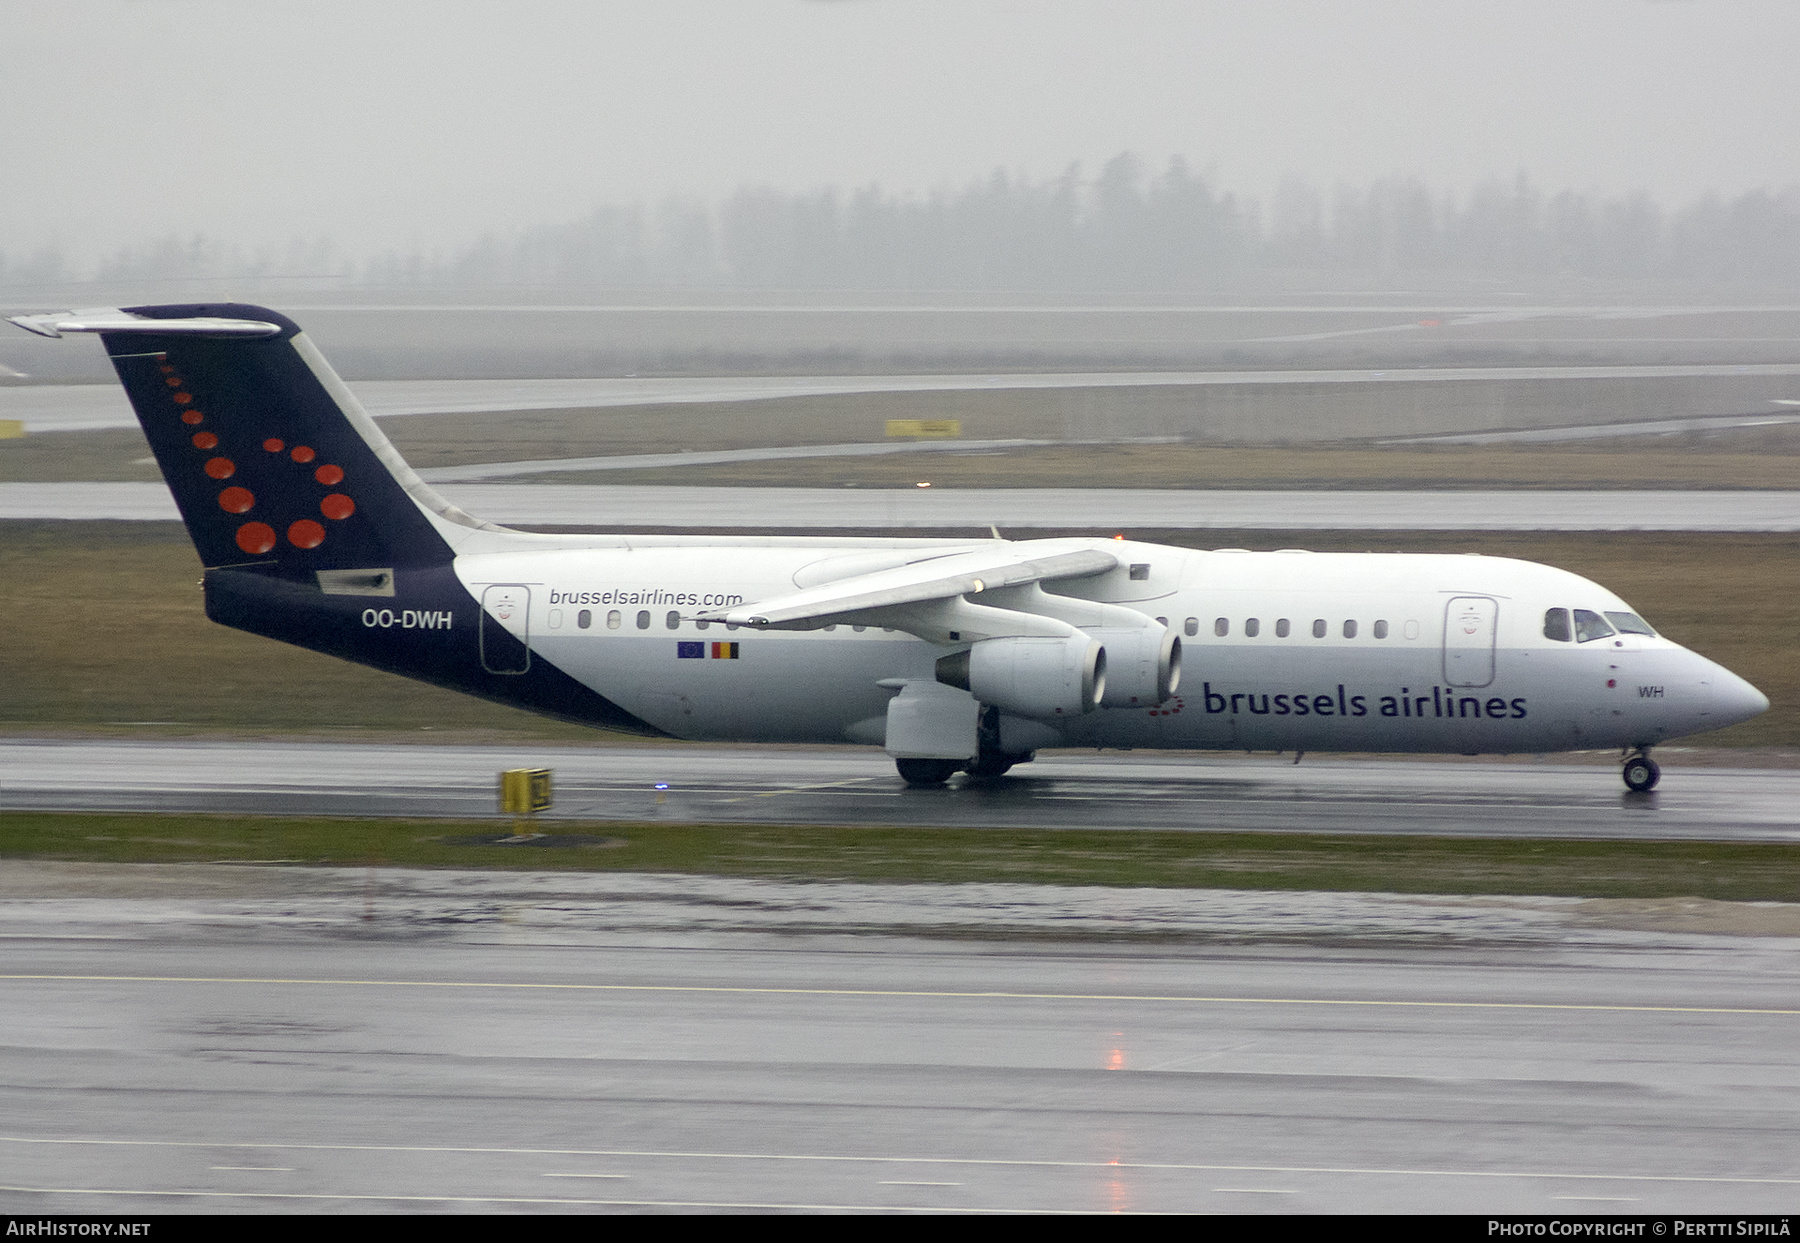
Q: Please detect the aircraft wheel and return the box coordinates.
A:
[1622,754,1660,792]
[896,758,963,788]
[964,749,1032,779]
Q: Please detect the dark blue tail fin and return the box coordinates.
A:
[8,303,664,738]
[95,303,458,570]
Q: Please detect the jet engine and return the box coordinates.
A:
[1089,625,1181,708]
[935,633,1106,718]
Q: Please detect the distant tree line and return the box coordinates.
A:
[9,154,1800,290]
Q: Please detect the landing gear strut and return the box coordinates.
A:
[965,704,1034,780]
[1622,750,1661,792]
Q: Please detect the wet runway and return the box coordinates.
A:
[7,481,1800,530]
[1,865,1797,1214]
[5,740,1796,842]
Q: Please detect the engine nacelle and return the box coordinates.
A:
[936,633,1106,718]
[1089,625,1181,708]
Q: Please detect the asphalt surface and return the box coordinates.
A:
[1,866,1797,1214]
[8,482,1800,530]
[4,741,1797,841]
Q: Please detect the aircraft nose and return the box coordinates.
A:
[1709,663,1770,728]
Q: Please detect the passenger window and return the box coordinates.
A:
[1373,620,1388,639]
[1403,619,1420,640]
[1343,619,1357,639]
[1155,616,1168,627]
[696,619,710,630]
[1573,609,1615,643]
[1605,611,1656,636]
[1543,608,1572,642]
[666,610,681,630]
[577,609,592,630]
[1184,617,1199,637]
[1275,618,1290,638]
[853,625,866,633]
[606,610,621,630]
[1244,618,1260,637]
[1214,617,1229,637]
[1129,563,1150,581]
[1312,619,1326,638]
[824,624,837,632]
[636,610,651,630]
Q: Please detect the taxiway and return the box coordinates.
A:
[6,482,1800,530]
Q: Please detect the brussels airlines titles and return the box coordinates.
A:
[1197,682,1529,721]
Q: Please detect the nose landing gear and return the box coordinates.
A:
[1622,750,1661,792]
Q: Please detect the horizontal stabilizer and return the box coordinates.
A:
[706,545,1118,629]
[7,309,282,339]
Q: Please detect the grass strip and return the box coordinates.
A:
[6,811,1800,901]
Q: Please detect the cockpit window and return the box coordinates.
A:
[1543,608,1572,642]
[1573,609,1615,643]
[1605,611,1656,636]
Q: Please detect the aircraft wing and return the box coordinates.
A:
[707,545,1119,629]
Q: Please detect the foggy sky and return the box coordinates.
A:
[6,0,1800,265]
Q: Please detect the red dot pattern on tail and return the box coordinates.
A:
[287,519,325,549]
[235,522,276,554]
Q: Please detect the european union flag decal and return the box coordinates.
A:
[677,641,705,659]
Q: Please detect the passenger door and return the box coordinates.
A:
[1443,596,1497,688]
[480,584,532,674]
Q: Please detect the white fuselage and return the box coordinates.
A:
[452,537,1766,754]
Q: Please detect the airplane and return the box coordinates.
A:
[8,303,1770,793]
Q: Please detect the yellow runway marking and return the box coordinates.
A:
[718,776,882,802]
[1,973,1796,1015]
[210,1166,293,1172]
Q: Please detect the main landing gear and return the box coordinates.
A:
[1622,749,1661,793]
[897,706,1036,787]
[894,748,1036,788]
[963,703,1032,782]
[964,749,1031,780]
[895,758,965,788]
